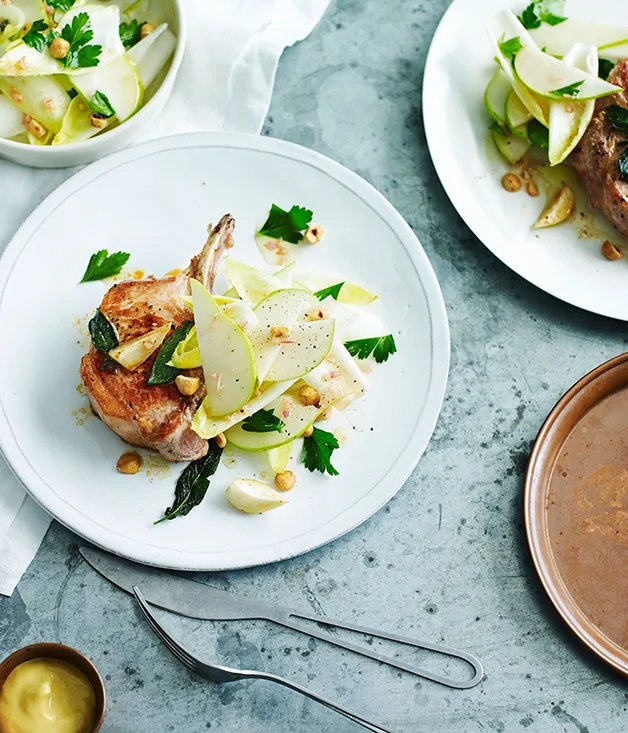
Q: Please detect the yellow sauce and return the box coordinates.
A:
[132,270,145,280]
[0,658,96,733]
[165,268,182,277]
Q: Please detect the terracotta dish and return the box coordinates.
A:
[0,642,106,731]
[525,352,628,676]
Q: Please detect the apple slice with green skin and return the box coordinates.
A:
[0,76,69,133]
[599,44,628,62]
[514,45,620,101]
[52,97,102,145]
[484,68,511,125]
[226,478,288,514]
[254,288,319,327]
[265,319,335,382]
[225,384,325,451]
[0,94,25,139]
[191,279,256,417]
[192,380,297,439]
[548,43,597,167]
[530,19,628,57]
[506,91,532,131]
[225,260,287,304]
[491,126,531,164]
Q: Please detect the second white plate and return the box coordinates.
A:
[0,132,449,570]
[424,0,628,321]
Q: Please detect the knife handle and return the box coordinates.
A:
[271,612,483,690]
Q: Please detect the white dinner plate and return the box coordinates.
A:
[424,0,628,321]
[0,133,449,570]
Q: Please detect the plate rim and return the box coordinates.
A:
[524,351,628,677]
[422,0,627,322]
[0,131,451,571]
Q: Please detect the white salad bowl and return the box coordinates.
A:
[0,0,185,169]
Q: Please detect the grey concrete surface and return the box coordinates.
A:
[1,1,627,731]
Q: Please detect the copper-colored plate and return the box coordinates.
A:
[525,352,628,676]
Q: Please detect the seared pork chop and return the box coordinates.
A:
[571,60,628,237]
[80,215,235,462]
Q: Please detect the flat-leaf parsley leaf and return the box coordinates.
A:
[498,36,523,61]
[22,20,49,52]
[242,408,286,433]
[301,426,339,476]
[549,80,584,98]
[61,12,102,69]
[47,0,76,13]
[119,19,143,48]
[80,249,130,282]
[258,204,313,244]
[344,335,397,363]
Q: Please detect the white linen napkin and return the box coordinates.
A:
[0,0,331,596]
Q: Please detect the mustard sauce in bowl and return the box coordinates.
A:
[0,644,105,733]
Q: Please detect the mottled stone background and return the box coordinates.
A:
[1,1,628,731]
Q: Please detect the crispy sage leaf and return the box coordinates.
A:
[88,308,118,353]
[147,321,194,385]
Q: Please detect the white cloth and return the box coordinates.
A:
[0,0,330,596]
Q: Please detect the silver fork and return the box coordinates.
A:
[133,586,394,733]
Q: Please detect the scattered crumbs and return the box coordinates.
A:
[259,471,271,481]
[139,451,172,481]
[223,457,237,468]
[132,270,145,280]
[224,445,236,457]
[72,405,93,426]
[165,268,182,277]
[76,383,88,396]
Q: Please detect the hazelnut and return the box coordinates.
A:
[275,470,296,492]
[602,240,623,261]
[215,433,227,449]
[140,22,155,39]
[298,385,320,407]
[27,118,46,139]
[501,173,521,192]
[304,224,324,244]
[270,325,290,342]
[303,425,314,438]
[9,87,22,104]
[306,307,328,322]
[89,112,108,129]
[175,374,200,395]
[526,180,539,197]
[117,451,142,474]
[49,37,70,59]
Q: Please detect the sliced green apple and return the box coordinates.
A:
[484,68,511,125]
[0,94,25,138]
[226,478,288,514]
[514,44,620,101]
[226,384,325,451]
[71,54,143,123]
[192,380,297,439]
[12,0,47,24]
[506,90,532,131]
[254,288,319,328]
[529,19,628,57]
[0,76,69,133]
[265,319,335,382]
[548,43,597,166]
[599,44,628,62]
[190,279,256,417]
[52,96,102,145]
[491,126,531,164]
[225,260,287,304]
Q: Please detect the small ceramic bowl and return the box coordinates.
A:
[0,0,186,169]
[0,642,106,731]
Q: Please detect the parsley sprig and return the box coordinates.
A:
[549,80,584,98]
[344,335,397,363]
[22,20,49,52]
[91,90,115,118]
[60,12,102,69]
[80,249,130,283]
[301,426,339,476]
[518,0,567,30]
[314,282,344,301]
[258,204,313,244]
[47,0,77,13]
[119,19,143,49]
[498,36,523,61]
[242,409,286,433]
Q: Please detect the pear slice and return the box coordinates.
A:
[109,323,171,370]
[191,279,256,417]
[265,319,335,382]
[514,45,620,101]
[225,384,324,451]
[506,91,532,131]
[192,380,298,439]
[225,260,287,304]
[484,68,511,125]
[226,478,288,514]
[529,19,628,57]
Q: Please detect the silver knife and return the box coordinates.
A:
[80,546,483,689]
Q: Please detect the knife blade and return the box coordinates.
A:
[79,546,284,622]
[80,546,484,689]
